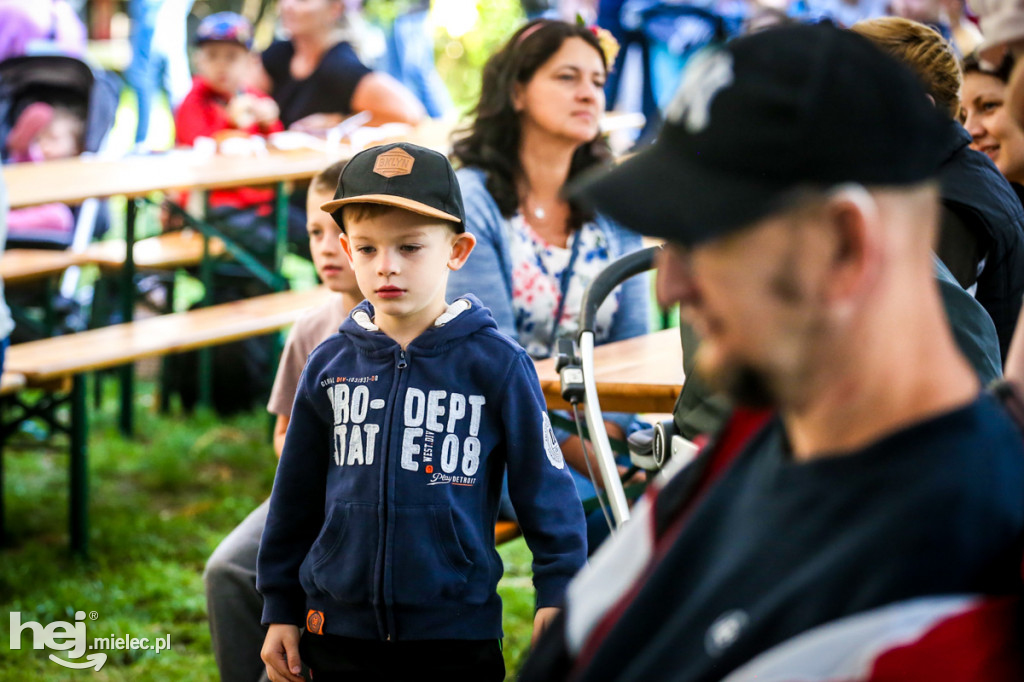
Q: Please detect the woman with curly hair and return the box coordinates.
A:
[448,19,649,529]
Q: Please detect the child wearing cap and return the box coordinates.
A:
[257,142,586,681]
[172,11,283,234]
[175,11,281,148]
[163,12,287,416]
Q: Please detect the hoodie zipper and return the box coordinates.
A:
[378,347,408,641]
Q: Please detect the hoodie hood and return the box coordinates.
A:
[338,293,498,355]
[939,117,973,164]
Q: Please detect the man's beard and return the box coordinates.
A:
[720,364,778,409]
[698,354,779,409]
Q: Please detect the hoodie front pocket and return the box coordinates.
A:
[303,501,379,604]
[392,505,474,605]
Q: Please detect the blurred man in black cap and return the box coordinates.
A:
[521,23,1024,682]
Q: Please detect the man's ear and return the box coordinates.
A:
[339,232,354,262]
[448,232,477,270]
[822,185,882,304]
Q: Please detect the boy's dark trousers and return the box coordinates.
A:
[299,632,505,681]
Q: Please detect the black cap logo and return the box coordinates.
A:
[665,49,734,134]
[373,148,415,178]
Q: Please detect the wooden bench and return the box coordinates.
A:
[0,249,90,285]
[1,285,333,554]
[0,373,27,397]
[82,231,226,272]
[6,285,330,381]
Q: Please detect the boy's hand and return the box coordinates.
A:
[254,98,280,126]
[261,624,304,681]
[227,93,259,129]
[531,607,560,647]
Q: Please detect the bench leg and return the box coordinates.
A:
[119,198,137,437]
[199,201,214,409]
[274,181,289,277]
[70,375,88,556]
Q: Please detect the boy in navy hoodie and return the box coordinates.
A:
[257,142,587,681]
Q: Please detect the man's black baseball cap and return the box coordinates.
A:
[572,23,950,246]
[321,142,465,232]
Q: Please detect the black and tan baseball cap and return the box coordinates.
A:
[571,23,949,247]
[321,142,465,232]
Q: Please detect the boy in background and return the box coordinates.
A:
[167,12,285,416]
[174,11,282,226]
[175,11,280,148]
[204,160,361,682]
[258,143,586,681]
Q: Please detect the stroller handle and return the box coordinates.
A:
[579,246,659,335]
[574,244,661,529]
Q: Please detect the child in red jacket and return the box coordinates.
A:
[174,12,283,216]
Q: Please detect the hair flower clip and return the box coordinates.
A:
[575,13,620,67]
[591,25,620,67]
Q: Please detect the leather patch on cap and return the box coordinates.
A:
[373,148,415,177]
[306,609,325,635]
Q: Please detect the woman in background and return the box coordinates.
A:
[253,0,424,133]
[448,19,650,547]
[963,52,1024,204]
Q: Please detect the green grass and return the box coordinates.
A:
[0,379,537,679]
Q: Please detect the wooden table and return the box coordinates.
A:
[534,328,685,414]
[2,116,457,210]
[3,148,349,210]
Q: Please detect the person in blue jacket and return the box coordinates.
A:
[257,142,587,682]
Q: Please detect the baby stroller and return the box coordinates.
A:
[0,54,120,339]
[558,245,703,529]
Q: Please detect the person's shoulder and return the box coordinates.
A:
[904,395,1024,528]
[325,41,361,61]
[260,40,293,81]
[455,166,488,194]
[291,294,350,349]
[461,326,534,379]
[321,41,371,74]
[180,75,205,100]
[899,395,1024,477]
[262,40,293,61]
[303,330,353,374]
[455,167,503,227]
[177,77,212,108]
[963,393,1024,447]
